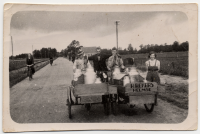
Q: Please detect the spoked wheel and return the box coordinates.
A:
[67,99,72,119]
[144,104,154,113]
[104,97,109,115]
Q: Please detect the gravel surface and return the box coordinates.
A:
[10,57,188,123]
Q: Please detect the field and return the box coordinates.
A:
[159,82,188,109]
[122,52,188,78]
[9,58,56,87]
[9,58,49,72]
[139,72,188,110]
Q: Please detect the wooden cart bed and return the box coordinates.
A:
[74,83,117,97]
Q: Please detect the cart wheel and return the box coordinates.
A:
[111,101,117,116]
[67,99,72,119]
[144,104,154,113]
[104,98,109,115]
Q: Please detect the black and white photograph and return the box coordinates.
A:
[3,4,198,131]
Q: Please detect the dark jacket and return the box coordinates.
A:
[26,57,34,65]
[88,54,111,72]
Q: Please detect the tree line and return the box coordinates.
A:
[60,41,189,57]
[33,48,57,58]
[10,47,58,59]
[59,40,80,57]
[123,41,189,54]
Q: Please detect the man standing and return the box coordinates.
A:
[107,47,125,71]
[88,47,111,82]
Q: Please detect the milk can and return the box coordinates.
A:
[128,67,138,75]
[84,62,96,84]
[123,76,130,86]
[112,66,121,79]
[128,67,138,83]
[73,69,82,81]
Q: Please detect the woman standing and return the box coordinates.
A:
[145,51,160,84]
[26,53,35,76]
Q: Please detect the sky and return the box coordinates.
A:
[10,11,188,56]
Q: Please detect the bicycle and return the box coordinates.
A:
[27,64,33,81]
[50,59,53,66]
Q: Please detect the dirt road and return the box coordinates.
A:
[10,57,188,123]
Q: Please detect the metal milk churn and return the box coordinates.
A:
[112,66,121,79]
[128,66,139,83]
[123,76,130,86]
[73,69,82,81]
[84,62,96,84]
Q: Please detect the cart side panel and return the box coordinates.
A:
[117,82,158,95]
[80,95,102,104]
[108,85,118,94]
[129,95,155,105]
[74,83,107,96]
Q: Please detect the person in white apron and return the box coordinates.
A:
[145,51,161,84]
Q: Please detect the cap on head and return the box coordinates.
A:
[112,47,117,51]
[96,46,101,50]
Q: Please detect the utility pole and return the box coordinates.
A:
[32,45,33,58]
[115,20,120,52]
[11,36,13,59]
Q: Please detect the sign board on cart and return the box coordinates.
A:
[118,82,158,95]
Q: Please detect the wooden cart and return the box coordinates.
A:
[109,79,165,114]
[107,57,166,114]
[66,83,117,119]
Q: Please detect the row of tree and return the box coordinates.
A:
[60,49,68,57]
[10,40,189,59]
[59,40,80,58]
[33,48,57,59]
[59,41,189,57]
[10,47,58,59]
[125,41,189,54]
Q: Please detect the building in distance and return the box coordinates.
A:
[82,47,97,56]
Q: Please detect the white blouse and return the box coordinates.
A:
[145,59,160,70]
